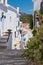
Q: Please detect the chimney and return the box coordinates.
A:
[2,0,8,5]
[5,0,7,5]
[17,7,19,14]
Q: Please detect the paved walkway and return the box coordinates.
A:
[0,50,28,65]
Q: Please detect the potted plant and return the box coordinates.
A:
[7,29,12,35]
[14,44,17,49]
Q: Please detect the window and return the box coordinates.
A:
[1,12,6,21]
[3,0,5,4]
[21,34,25,37]
[17,14,19,18]
[2,12,4,16]
[15,31,16,38]
[21,34,26,41]
[1,12,4,20]
[10,16,11,22]
[0,18,1,22]
[1,12,4,21]
[18,21,19,26]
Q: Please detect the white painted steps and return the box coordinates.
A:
[0,32,11,49]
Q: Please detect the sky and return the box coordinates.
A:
[8,0,33,14]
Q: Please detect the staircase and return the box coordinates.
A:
[0,32,11,49]
[0,32,28,65]
[0,50,28,65]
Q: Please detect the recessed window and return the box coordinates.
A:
[18,21,19,26]
[1,12,6,21]
[3,0,5,4]
[17,14,19,18]
[15,31,16,38]
[1,12,4,16]
[10,16,11,22]
[1,12,4,19]
[1,12,4,21]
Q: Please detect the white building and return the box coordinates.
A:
[32,0,43,26]
[0,0,33,50]
[0,0,20,49]
[32,0,42,11]
[18,23,33,49]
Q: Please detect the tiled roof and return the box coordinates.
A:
[8,4,17,13]
[0,3,17,13]
[22,29,28,34]
[18,41,25,44]
[21,23,29,28]
[0,4,7,12]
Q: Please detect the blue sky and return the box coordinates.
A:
[8,0,33,14]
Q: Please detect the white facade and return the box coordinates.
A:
[0,0,7,5]
[0,0,20,49]
[32,0,42,11]
[0,0,33,49]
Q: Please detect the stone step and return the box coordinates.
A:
[0,38,8,40]
[0,59,27,65]
[13,63,27,65]
[0,55,27,64]
[0,40,7,42]
[0,38,7,40]
[0,50,28,65]
[0,43,6,45]
[0,57,27,63]
[1,36,9,39]
[0,59,26,61]
[3,51,24,54]
[0,54,26,59]
[0,63,27,65]
[3,34,9,36]
[0,57,26,60]
[0,62,27,65]
[0,34,9,44]
[0,46,7,49]
[0,42,6,44]
[0,37,8,41]
[0,42,7,44]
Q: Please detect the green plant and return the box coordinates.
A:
[14,44,17,49]
[7,29,11,32]
[23,26,43,65]
[20,13,33,29]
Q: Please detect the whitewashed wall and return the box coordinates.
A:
[4,10,18,32]
[0,9,5,35]
[33,0,42,11]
